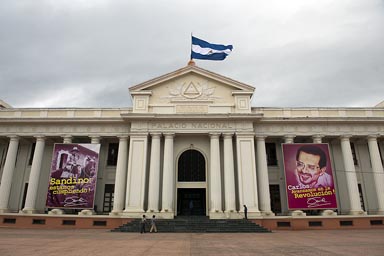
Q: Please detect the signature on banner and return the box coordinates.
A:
[64,196,88,207]
[307,197,331,208]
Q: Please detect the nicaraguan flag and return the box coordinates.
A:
[191,36,233,61]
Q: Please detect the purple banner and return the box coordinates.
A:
[282,143,337,210]
[46,143,100,209]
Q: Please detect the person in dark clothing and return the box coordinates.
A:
[243,205,248,220]
[140,215,147,234]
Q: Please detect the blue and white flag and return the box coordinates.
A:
[191,36,233,61]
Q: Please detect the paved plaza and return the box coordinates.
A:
[0,228,383,256]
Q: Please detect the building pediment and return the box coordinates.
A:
[129,63,255,114]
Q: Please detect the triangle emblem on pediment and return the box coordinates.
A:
[183,82,201,98]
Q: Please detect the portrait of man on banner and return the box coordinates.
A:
[282,143,337,210]
[46,143,100,209]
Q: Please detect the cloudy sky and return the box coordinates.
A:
[1,0,383,108]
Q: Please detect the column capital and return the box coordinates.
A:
[340,134,353,141]
[34,136,46,141]
[255,134,267,140]
[150,132,162,138]
[209,132,221,138]
[62,135,73,143]
[222,132,234,138]
[312,134,324,139]
[118,135,129,141]
[163,133,175,138]
[367,134,380,141]
[312,134,324,143]
[8,135,19,141]
[284,135,295,143]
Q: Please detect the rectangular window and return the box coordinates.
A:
[269,184,281,214]
[266,143,277,166]
[103,184,114,213]
[107,143,119,166]
[358,184,365,211]
[350,142,358,166]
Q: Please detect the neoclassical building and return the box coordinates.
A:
[1,63,384,222]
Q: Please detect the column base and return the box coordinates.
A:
[321,209,337,216]
[209,211,225,219]
[223,211,243,219]
[238,210,262,219]
[109,210,123,216]
[48,209,64,215]
[146,209,160,214]
[157,211,175,219]
[20,208,38,214]
[78,209,95,216]
[261,211,275,217]
[289,210,306,217]
[122,208,145,218]
[349,209,367,216]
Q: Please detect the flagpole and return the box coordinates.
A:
[188,32,195,66]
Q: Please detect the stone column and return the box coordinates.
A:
[147,133,162,213]
[209,133,222,218]
[0,136,20,213]
[340,135,365,215]
[312,134,324,144]
[90,136,100,144]
[79,136,101,216]
[161,133,175,218]
[256,135,274,216]
[367,135,384,214]
[123,133,148,217]
[63,135,73,144]
[284,135,295,144]
[110,136,129,215]
[284,135,305,216]
[223,133,236,215]
[22,136,46,214]
[236,133,261,218]
[312,135,337,216]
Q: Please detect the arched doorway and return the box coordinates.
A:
[177,149,206,216]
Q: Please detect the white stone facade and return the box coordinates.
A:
[0,64,383,218]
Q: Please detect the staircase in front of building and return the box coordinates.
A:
[112,216,271,233]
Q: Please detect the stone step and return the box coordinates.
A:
[112,217,271,233]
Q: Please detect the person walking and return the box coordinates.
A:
[243,205,248,220]
[140,215,147,234]
[150,215,157,233]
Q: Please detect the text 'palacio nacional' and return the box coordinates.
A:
[1,62,384,229]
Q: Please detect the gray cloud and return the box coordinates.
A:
[0,0,383,108]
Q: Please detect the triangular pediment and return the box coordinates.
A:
[129,63,255,114]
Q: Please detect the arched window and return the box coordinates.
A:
[178,150,205,182]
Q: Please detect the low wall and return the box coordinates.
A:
[253,216,384,230]
[1,214,384,230]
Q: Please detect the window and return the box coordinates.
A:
[269,185,281,214]
[178,150,206,182]
[350,142,358,166]
[358,184,365,211]
[103,184,114,213]
[107,143,118,166]
[266,143,277,166]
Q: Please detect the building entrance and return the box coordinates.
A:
[177,188,206,216]
[177,149,207,216]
